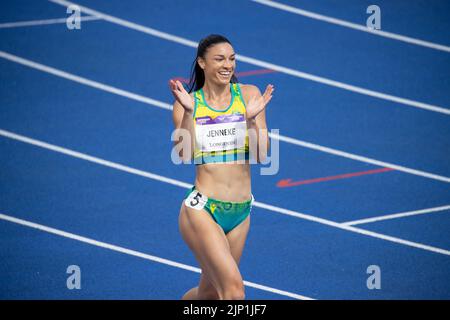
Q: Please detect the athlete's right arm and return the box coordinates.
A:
[170,80,195,162]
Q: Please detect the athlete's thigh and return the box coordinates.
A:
[197,216,250,297]
[179,203,242,292]
[226,215,251,265]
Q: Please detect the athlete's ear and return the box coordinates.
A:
[197,57,206,70]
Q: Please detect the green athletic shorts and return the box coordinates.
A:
[184,186,254,234]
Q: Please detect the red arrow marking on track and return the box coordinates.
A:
[277,167,395,188]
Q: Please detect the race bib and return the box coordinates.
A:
[195,114,247,152]
[185,190,208,210]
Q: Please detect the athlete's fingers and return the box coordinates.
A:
[170,79,179,92]
[173,80,181,92]
[175,80,181,90]
[170,79,182,95]
[262,85,273,103]
[176,80,187,93]
[263,84,273,97]
[263,90,272,101]
[169,80,179,99]
[170,82,184,102]
[169,81,186,104]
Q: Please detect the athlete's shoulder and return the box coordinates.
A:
[239,84,260,94]
[239,83,261,99]
[237,84,261,103]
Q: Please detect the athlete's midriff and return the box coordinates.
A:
[195,162,251,202]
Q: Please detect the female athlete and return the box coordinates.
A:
[169,34,273,300]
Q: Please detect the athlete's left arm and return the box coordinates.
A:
[241,84,274,163]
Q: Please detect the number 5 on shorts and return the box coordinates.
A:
[185,190,208,210]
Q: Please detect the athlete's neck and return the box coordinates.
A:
[202,81,230,101]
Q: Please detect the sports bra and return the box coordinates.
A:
[192,83,249,165]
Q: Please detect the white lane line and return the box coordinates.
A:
[254,201,450,256]
[1,50,448,184]
[272,133,450,183]
[0,129,190,189]
[1,128,450,257]
[0,16,101,29]
[48,0,199,48]
[342,205,450,226]
[0,212,313,300]
[250,0,450,53]
[47,0,450,116]
[0,51,171,111]
[234,55,450,116]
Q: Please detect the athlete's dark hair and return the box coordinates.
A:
[188,34,238,93]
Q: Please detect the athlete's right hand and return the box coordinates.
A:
[169,79,194,113]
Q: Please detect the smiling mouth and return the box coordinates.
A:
[218,71,232,78]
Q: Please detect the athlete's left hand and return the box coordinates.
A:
[246,84,274,120]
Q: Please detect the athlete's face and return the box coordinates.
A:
[198,42,236,85]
